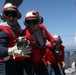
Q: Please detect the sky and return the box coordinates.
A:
[0,0,76,49]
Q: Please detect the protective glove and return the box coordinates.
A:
[45,61,51,69]
[8,45,18,55]
[13,36,31,57]
[61,61,66,69]
[22,46,31,57]
[14,46,31,57]
[14,49,22,56]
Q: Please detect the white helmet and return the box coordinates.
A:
[2,3,18,11]
[1,3,21,20]
[25,10,39,19]
[53,34,62,44]
[24,10,43,26]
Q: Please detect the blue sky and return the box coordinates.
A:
[0,0,76,49]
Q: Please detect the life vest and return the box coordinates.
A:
[43,44,64,67]
[0,26,19,62]
[22,24,55,63]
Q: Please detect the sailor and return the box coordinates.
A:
[21,10,57,75]
[43,34,66,75]
[0,3,31,75]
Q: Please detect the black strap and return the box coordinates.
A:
[52,49,66,75]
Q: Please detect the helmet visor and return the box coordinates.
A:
[25,18,39,25]
[3,10,17,18]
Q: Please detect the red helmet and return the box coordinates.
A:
[53,34,62,44]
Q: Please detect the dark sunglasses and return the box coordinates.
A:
[25,19,39,25]
[4,11,17,18]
